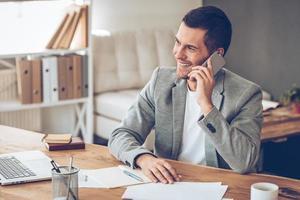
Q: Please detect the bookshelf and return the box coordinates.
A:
[0,0,94,143]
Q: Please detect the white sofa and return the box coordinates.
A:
[93,29,176,143]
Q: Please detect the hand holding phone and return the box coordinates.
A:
[184,51,226,80]
[187,51,225,115]
[202,51,226,76]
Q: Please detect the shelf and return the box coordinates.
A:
[0,98,89,112]
[0,48,88,59]
[0,0,94,143]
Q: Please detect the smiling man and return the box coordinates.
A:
[109,6,263,184]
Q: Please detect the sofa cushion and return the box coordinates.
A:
[93,29,176,93]
[94,89,140,121]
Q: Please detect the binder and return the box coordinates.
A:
[70,5,89,49]
[72,54,83,98]
[57,56,68,100]
[66,56,74,99]
[31,59,42,103]
[42,57,52,103]
[52,10,76,49]
[16,59,32,104]
[46,13,70,49]
[50,57,59,102]
[82,55,89,97]
[60,7,82,49]
[42,57,58,103]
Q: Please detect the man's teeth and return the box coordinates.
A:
[179,63,191,67]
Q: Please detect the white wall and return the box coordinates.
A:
[92,0,202,32]
[44,0,202,133]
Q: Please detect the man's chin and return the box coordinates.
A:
[176,72,189,80]
[176,67,191,79]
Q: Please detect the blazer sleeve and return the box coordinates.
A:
[108,67,159,168]
[198,84,263,173]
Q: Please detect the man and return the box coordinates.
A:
[108,6,263,184]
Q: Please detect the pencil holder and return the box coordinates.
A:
[52,166,79,200]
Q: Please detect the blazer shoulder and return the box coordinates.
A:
[156,66,177,84]
[223,68,261,91]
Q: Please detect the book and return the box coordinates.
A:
[44,137,85,151]
[43,133,72,144]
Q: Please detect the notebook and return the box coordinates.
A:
[0,151,53,185]
[44,137,85,151]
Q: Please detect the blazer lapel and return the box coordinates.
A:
[171,78,187,160]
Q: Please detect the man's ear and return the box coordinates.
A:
[216,48,225,56]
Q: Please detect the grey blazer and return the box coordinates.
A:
[108,67,263,173]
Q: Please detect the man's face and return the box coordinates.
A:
[173,22,210,78]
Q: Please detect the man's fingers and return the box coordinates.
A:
[189,71,205,84]
[191,66,213,78]
[163,162,180,181]
[156,165,174,184]
[151,167,168,184]
[207,58,214,74]
[198,70,209,81]
[145,170,158,183]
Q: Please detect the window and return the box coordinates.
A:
[0,0,75,54]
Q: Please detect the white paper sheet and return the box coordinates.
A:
[262,100,280,111]
[122,182,228,200]
[78,165,151,188]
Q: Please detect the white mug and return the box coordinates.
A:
[251,182,279,200]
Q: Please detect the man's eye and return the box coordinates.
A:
[187,46,196,51]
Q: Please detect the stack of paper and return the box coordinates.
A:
[122,182,228,200]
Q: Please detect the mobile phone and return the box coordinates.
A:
[202,51,226,76]
[279,187,300,199]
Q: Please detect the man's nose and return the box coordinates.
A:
[174,47,186,60]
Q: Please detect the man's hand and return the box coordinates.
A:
[135,154,180,184]
[188,58,215,115]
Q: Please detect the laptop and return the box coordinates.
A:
[0,150,53,185]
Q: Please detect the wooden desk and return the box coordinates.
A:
[262,107,300,142]
[1,125,300,200]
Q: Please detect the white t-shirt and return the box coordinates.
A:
[177,88,206,165]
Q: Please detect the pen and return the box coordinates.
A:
[123,170,144,182]
[66,156,73,200]
[50,160,61,173]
